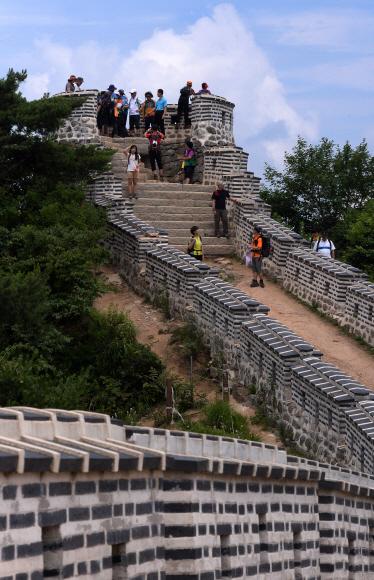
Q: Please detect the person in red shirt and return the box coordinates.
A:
[250,226,265,288]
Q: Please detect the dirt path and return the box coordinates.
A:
[209,258,374,389]
[94,265,280,444]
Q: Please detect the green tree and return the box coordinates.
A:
[340,200,374,280]
[261,137,374,234]
[0,69,165,418]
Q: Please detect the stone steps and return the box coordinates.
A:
[140,183,213,192]
[136,198,213,208]
[135,210,213,221]
[135,190,212,200]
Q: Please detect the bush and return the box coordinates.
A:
[179,400,260,441]
[170,322,206,359]
[173,379,194,413]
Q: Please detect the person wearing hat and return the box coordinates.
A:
[250,226,265,288]
[128,90,142,136]
[65,75,77,93]
[175,81,195,128]
[141,91,156,131]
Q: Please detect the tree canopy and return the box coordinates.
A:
[0,69,164,419]
[261,136,374,276]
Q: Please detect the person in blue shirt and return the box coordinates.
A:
[155,89,167,134]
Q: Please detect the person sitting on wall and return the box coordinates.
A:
[175,81,195,128]
[65,75,77,93]
[180,140,197,184]
[145,124,165,181]
[197,82,211,95]
[128,89,142,136]
[211,182,230,238]
[155,89,167,135]
[250,226,265,288]
[187,225,203,261]
[141,92,156,131]
[313,232,336,259]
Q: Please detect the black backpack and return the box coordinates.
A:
[261,235,271,258]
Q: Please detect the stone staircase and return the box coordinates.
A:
[101,136,234,256]
[134,183,233,255]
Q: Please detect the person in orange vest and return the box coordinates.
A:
[250,226,265,288]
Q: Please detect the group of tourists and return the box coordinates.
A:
[95,81,211,137]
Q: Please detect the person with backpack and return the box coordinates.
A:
[145,124,164,181]
[211,182,230,238]
[175,81,195,127]
[97,84,116,136]
[187,225,203,261]
[124,144,141,199]
[141,91,156,131]
[313,232,336,258]
[250,226,266,288]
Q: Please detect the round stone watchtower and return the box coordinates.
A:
[191,94,235,147]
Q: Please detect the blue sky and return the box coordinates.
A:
[1,0,373,175]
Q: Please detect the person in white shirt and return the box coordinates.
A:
[128,90,141,136]
[313,233,336,258]
[124,145,141,199]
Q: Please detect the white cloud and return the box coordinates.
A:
[259,9,374,51]
[119,4,317,165]
[21,3,317,169]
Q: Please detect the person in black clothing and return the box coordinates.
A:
[175,81,195,127]
[211,182,230,238]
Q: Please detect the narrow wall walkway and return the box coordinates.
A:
[209,258,374,389]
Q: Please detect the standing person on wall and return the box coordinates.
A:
[250,226,265,288]
[155,89,167,134]
[145,124,165,181]
[65,75,77,93]
[128,90,142,136]
[211,182,230,238]
[175,81,195,128]
[187,226,203,261]
[117,89,129,137]
[181,140,197,184]
[124,145,141,199]
[313,232,336,258]
[141,92,156,131]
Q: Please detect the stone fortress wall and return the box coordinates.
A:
[56,89,374,473]
[3,408,374,579]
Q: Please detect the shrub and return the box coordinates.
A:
[178,400,260,441]
[170,322,206,359]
